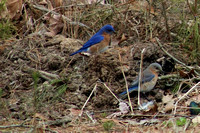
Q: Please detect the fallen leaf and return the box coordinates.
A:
[44,14,64,37]
[112,34,128,46]
[69,108,82,117]
[129,0,158,15]
[162,94,173,104]
[119,101,129,114]
[50,0,63,7]
[164,101,174,112]
[6,0,22,19]
[179,69,196,78]
[192,116,200,123]
[34,113,48,121]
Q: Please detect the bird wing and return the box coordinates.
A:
[81,35,104,49]
[70,35,104,56]
[130,73,155,87]
[119,74,155,96]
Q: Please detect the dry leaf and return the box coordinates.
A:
[164,101,174,112]
[119,101,129,114]
[69,108,82,117]
[39,0,48,5]
[179,69,196,78]
[192,116,200,123]
[44,14,64,37]
[86,0,105,4]
[50,0,63,7]
[129,0,157,15]
[6,0,22,19]
[162,95,175,112]
[162,94,173,104]
[34,113,48,121]
[112,34,128,46]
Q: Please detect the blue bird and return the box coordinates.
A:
[119,63,163,98]
[70,24,115,56]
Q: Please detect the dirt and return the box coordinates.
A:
[0,0,199,132]
[0,33,188,116]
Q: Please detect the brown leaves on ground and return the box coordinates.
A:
[0,0,200,132]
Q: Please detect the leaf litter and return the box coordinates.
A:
[0,0,200,132]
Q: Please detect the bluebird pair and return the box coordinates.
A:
[119,63,163,99]
[70,24,115,56]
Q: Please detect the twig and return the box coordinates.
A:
[158,74,180,80]
[85,111,96,123]
[23,66,59,81]
[176,78,193,95]
[103,83,120,103]
[174,81,200,115]
[138,48,146,109]
[118,53,134,113]
[79,84,97,117]
[155,37,200,76]
[32,5,89,28]
[0,124,32,128]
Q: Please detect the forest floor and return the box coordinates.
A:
[0,0,200,132]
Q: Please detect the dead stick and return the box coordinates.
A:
[119,53,134,113]
[79,84,97,117]
[174,81,200,115]
[103,83,120,103]
[138,48,146,109]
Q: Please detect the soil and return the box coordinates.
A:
[0,0,199,132]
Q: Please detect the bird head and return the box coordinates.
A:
[149,63,163,73]
[99,24,115,35]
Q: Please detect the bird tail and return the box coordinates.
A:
[70,48,86,56]
[119,86,138,99]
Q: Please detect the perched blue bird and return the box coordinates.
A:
[70,24,115,56]
[119,63,162,98]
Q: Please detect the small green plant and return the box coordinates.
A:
[176,117,187,126]
[162,120,173,127]
[102,120,115,132]
[50,78,68,101]
[0,20,16,39]
[0,0,6,12]
[101,112,107,118]
[0,88,3,97]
